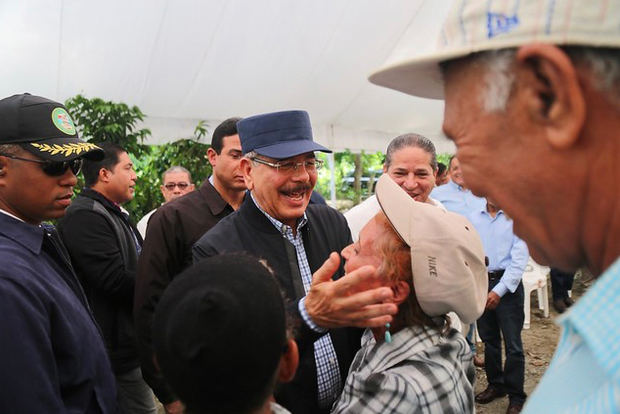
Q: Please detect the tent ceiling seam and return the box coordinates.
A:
[177,2,229,114]
[138,0,170,109]
[329,0,427,129]
[56,0,64,98]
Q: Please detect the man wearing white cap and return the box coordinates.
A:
[369,0,620,412]
[333,174,488,413]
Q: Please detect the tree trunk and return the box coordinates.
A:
[353,153,362,205]
[368,170,377,195]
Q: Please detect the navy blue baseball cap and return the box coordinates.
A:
[0,93,103,161]
[237,110,331,159]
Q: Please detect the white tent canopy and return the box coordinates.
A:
[1,0,454,154]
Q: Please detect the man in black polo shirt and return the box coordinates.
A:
[134,118,247,412]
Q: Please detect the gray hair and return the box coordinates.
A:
[384,133,438,172]
[478,49,517,112]
[244,150,258,160]
[458,46,620,112]
[564,46,620,107]
[162,165,192,183]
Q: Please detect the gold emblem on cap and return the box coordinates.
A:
[31,142,100,156]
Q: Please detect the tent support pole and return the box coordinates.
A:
[328,152,336,202]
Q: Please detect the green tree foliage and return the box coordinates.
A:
[129,139,211,219]
[315,150,384,203]
[65,95,210,221]
[65,95,151,156]
[437,152,452,167]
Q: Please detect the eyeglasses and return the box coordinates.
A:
[163,182,190,190]
[0,153,83,176]
[251,157,323,174]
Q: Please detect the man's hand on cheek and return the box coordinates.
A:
[305,252,398,329]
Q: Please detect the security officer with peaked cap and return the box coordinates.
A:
[0,93,117,413]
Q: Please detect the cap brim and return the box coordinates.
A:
[375,174,488,324]
[369,48,474,100]
[254,139,332,160]
[368,32,620,100]
[21,138,104,162]
[375,173,418,245]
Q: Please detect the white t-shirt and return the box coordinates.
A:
[136,208,157,239]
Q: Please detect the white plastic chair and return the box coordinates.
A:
[522,257,550,329]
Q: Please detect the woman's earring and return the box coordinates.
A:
[384,323,392,343]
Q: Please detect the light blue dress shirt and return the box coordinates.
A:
[468,207,529,297]
[524,258,620,413]
[430,180,485,218]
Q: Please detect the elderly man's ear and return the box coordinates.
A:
[516,43,586,150]
[239,157,254,191]
[391,281,410,305]
[277,338,299,383]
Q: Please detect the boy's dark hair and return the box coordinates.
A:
[211,117,241,154]
[82,142,126,187]
[153,253,287,414]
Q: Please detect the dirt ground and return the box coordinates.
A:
[474,271,593,413]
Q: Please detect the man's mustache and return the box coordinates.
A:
[281,183,313,194]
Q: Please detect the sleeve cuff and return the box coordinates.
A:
[298,297,327,333]
[492,282,508,298]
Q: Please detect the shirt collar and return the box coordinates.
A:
[0,210,45,255]
[0,208,24,222]
[360,325,446,370]
[198,179,233,216]
[481,207,504,218]
[560,258,620,378]
[250,192,307,235]
[448,179,466,192]
[82,188,123,214]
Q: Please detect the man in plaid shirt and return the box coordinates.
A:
[332,175,487,414]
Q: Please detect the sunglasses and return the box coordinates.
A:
[163,182,190,190]
[0,153,83,176]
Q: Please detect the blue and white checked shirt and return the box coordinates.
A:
[250,194,342,408]
[524,258,620,413]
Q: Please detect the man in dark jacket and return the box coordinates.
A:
[0,93,116,413]
[193,110,398,414]
[134,118,246,412]
[59,142,156,414]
